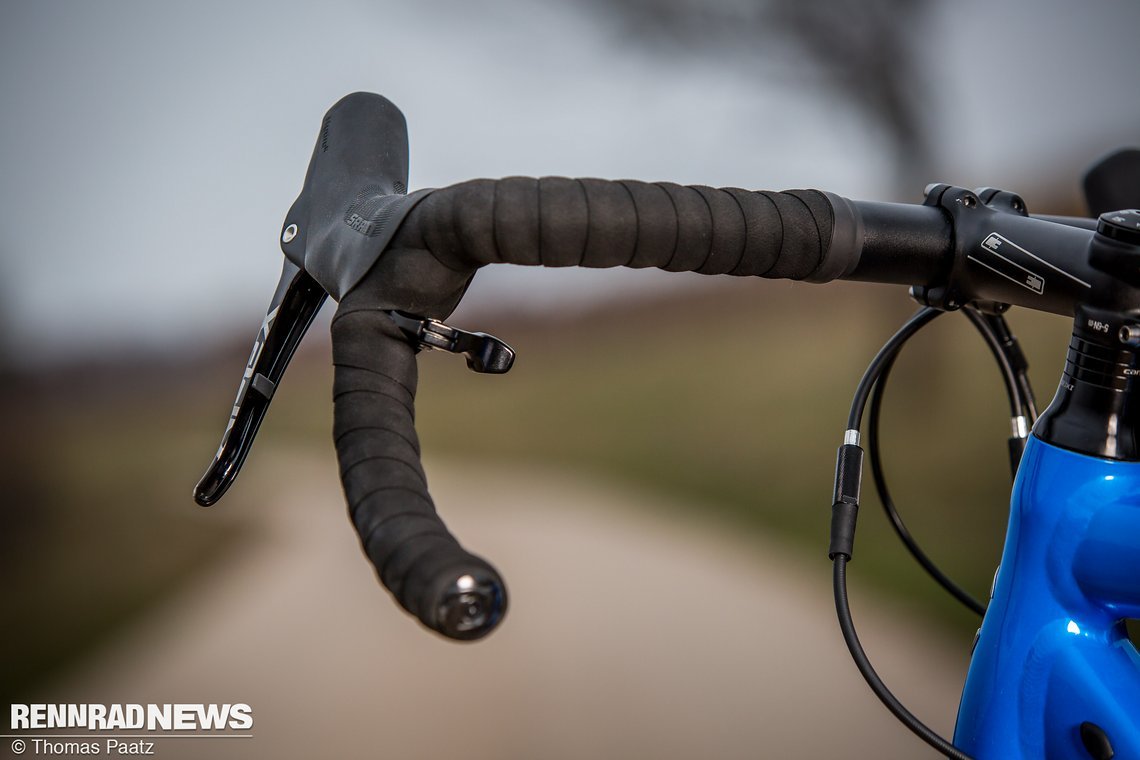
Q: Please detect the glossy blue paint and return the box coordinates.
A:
[955,436,1140,757]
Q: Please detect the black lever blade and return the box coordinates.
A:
[194,261,328,506]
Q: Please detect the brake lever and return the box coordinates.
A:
[193,260,328,506]
[194,91,513,509]
[192,270,515,506]
[387,311,515,374]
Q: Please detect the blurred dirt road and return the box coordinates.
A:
[43,452,970,758]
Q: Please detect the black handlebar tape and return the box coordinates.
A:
[388,177,863,283]
[330,305,507,640]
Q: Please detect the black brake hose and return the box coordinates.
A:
[983,312,1038,423]
[832,306,1039,758]
[834,556,971,760]
[867,306,1028,618]
[962,309,1034,477]
[1018,374,1038,422]
[845,309,942,432]
[960,309,1024,417]
[831,307,974,760]
[867,353,989,617]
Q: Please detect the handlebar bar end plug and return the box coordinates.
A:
[433,571,508,641]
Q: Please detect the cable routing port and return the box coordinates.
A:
[1119,323,1140,347]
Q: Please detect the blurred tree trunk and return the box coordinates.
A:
[592,0,935,198]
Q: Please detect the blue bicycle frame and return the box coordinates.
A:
[955,436,1140,756]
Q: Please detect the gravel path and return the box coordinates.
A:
[44,453,970,758]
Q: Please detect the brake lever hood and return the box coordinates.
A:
[195,93,424,505]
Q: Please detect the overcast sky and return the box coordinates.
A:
[2,0,1138,365]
